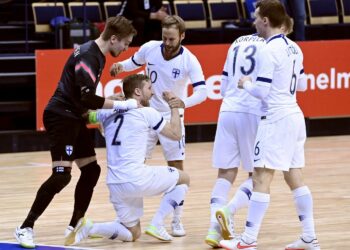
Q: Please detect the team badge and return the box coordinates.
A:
[65,145,73,156]
[172,68,180,78]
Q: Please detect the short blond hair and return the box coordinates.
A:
[162,15,186,34]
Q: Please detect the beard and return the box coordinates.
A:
[163,42,181,58]
[140,99,150,107]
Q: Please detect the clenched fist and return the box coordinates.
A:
[110,63,124,77]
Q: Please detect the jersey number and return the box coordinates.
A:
[232,45,257,77]
[290,60,297,95]
[112,114,124,146]
[254,141,260,156]
[147,68,158,83]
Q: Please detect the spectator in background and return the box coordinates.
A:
[120,0,168,45]
[280,0,306,40]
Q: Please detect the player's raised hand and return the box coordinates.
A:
[238,76,252,89]
[163,91,185,109]
[110,63,124,77]
[107,92,125,101]
[162,91,176,102]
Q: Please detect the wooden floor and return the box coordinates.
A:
[0,135,349,250]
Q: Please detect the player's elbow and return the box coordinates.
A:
[297,78,307,92]
[168,130,182,141]
[81,91,105,110]
[170,128,182,141]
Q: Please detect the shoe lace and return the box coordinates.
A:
[172,220,184,230]
[18,228,34,240]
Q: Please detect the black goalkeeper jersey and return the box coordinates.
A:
[45,40,106,119]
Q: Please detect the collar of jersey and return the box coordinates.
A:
[160,43,184,60]
[266,33,284,43]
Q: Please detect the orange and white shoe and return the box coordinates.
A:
[220,237,257,250]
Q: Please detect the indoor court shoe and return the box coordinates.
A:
[220,238,257,250]
[65,225,102,239]
[285,237,321,250]
[64,217,93,246]
[171,219,186,236]
[145,224,172,241]
[64,225,74,238]
[14,227,35,249]
[205,229,222,248]
[216,206,235,240]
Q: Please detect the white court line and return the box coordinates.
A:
[0,241,100,250]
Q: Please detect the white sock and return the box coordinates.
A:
[210,178,231,229]
[173,204,183,222]
[151,184,188,227]
[243,192,270,242]
[90,221,132,242]
[292,186,316,241]
[227,177,253,215]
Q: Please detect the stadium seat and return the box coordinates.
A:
[103,1,122,18]
[306,0,339,24]
[32,2,66,32]
[208,0,240,28]
[68,2,103,23]
[174,0,207,28]
[240,0,256,21]
[339,0,350,23]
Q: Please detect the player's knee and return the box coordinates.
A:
[177,170,190,186]
[283,170,304,190]
[40,168,72,195]
[218,168,238,183]
[80,161,101,187]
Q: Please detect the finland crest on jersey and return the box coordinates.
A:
[129,41,205,113]
[65,145,73,156]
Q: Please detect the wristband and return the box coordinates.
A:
[88,111,98,124]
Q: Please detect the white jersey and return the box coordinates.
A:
[256,34,305,121]
[96,108,166,184]
[120,40,206,116]
[221,34,265,115]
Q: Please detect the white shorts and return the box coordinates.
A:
[146,116,185,161]
[212,112,260,172]
[108,166,179,226]
[253,112,306,171]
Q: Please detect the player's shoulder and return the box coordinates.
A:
[233,34,265,45]
[180,45,196,57]
[141,40,162,50]
[180,46,201,66]
[74,41,99,60]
